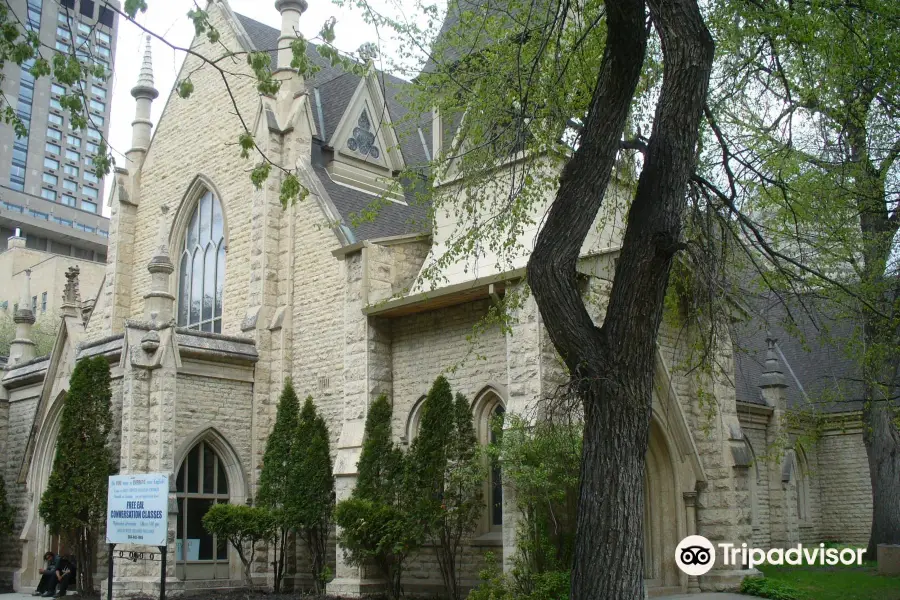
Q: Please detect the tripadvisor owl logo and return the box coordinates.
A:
[675,535,716,576]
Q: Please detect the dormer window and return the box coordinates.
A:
[346,110,380,159]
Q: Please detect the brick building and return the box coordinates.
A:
[0,0,874,597]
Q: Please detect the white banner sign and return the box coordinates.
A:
[106,473,169,546]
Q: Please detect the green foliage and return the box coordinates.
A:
[467,554,569,600]
[39,356,114,594]
[408,377,484,600]
[740,576,807,600]
[335,394,414,600]
[202,503,276,589]
[470,417,580,599]
[257,379,300,592]
[0,475,14,537]
[285,396,335,594]
[257,379,300,510]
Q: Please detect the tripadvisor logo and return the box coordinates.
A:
[675,536,866,575]
[675,535,716,576]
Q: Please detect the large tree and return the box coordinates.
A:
[39,356,115,595]
[700,0,900,554]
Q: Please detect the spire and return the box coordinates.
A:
[131,35,158,100]
[275,0,308,71]
[127,36,158,174]
[9,269,36,365]
[60,266,82,318]
[759,331,787,389]
[143,205,175,324]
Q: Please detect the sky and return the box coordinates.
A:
[103,0,437,215]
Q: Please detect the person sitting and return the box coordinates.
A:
[32,552,57,597]
[53,555,75,597]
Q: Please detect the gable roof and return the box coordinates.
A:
[733,293,866,413]
[233,13,432,242]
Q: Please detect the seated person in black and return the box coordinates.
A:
[53,555,76,597]
[32,552,57,596]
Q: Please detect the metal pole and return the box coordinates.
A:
[107,543,115,600]
[158,546,166,600]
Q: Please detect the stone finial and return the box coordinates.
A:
[144,205,175,323]
[760,331,787,389]
[60,266,82,318]
[131,35,158,100]
[15,269,35,326]
[275,0,308,71]
[9,269,36,365]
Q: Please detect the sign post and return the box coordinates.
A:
[106,474,169,600]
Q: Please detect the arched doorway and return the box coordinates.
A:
[175,440,230,580]
[644,419,682,593]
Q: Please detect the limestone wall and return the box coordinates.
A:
[174,372,254,489]
[125,3,260,338]
[0,393,39,586]
[817,420,871,545]
[391,298,508,442]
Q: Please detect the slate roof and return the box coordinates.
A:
[233,13,432,241]
[733,294,866,413]
[421,0,557,74]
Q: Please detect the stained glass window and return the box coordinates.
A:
[177,191,225,332]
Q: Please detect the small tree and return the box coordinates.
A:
[335,394,416,600]
[0,476,14,537]
[257,378,300,592]
[409,378,484,600]
[39,356,114,595]
[203,503,276,589]
[285,396,335,593]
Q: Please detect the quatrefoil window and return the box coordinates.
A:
[346,110,380,159]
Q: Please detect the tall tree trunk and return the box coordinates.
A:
[848,119,900,557]
[864,397,900,556]
[528,0,713,598]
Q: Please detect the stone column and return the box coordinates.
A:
[684,491,702,593]
[759,334,796,548]
[501,283,542,570]
[328,249,392,597]
[8,269,36,366]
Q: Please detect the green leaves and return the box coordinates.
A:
[39,356,115,536]
[124,0,149,18]
[238,132,255,159]
[177,78,194,99]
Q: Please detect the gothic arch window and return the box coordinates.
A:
[177,190,225,332]
[474,389,505,533]
[405,396,427,444]
[746,438,760,530]
[795,447,810,524]
[176,440,229,580]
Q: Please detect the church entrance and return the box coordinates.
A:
[644,419,684,596]
[175,441,230,580]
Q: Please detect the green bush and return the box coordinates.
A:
[408,377,484,600]
[335,394,415,600]
[257,378,300,592]
[740,576,807,600]
[39,355,114,595]
[203,503,276,589]
[467,554,569,600]
[286,396,335,594]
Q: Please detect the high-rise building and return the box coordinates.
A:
[0,0,120,263]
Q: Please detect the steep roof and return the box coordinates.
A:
[234,13,432,242]
[733,294,866,413]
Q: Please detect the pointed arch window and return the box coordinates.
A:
[177,190,225,332]
[474,390,505,533]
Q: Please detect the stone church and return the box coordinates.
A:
[0,0,875,596]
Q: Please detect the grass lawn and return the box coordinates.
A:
[757,563,900,600]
